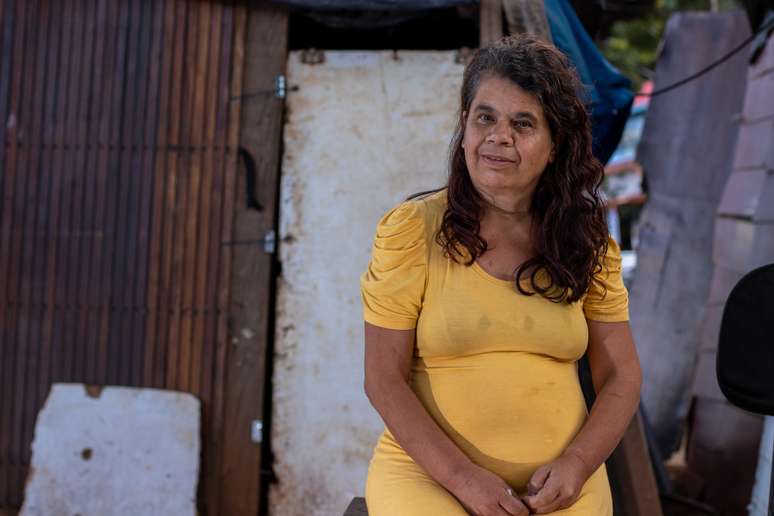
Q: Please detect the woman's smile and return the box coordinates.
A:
[480,153,517,169]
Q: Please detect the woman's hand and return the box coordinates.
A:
[451,464,530,516]
[521,452,590,513]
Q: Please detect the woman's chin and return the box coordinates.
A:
[473,174,520,193]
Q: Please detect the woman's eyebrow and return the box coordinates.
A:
[473,103,538,122]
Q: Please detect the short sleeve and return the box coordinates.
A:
[583,236,629,322]
[360,201,428,330]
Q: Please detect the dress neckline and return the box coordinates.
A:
[471,261,517,286]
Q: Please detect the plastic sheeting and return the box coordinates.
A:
[545,0,633,164]
[268,0,475,10]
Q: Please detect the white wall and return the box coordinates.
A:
[270,50,463,516]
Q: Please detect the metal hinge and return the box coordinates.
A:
[275,75,286,99]
[230,75,296,102]
[251,420,263,444]
[222,229,276,254]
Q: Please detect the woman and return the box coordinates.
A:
[361,35,641,515]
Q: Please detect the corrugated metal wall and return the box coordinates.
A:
[0,0,246,511]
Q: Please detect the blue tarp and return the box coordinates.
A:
[545,0,634,164]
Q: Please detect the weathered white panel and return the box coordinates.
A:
[272,51,463,516]
[21,384,199,516]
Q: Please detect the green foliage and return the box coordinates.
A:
[600,0,740,89]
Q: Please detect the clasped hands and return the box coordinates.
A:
[453,451,591,516]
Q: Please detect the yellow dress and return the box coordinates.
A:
[360,190,629,515]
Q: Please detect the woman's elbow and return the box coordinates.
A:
[363,368,387,408]
[364,367,404,409]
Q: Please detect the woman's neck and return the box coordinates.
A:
[475,184,534,217]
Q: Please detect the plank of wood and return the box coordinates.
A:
[76,1,102,387]
[92,0,122,387]
[95,0,131,387]
[17,0,54,481]
[110,0,144,387]
[163,0,191,391]
[34,0,66,459]
[207,4,247,514]
[58,0,89,388]
[181,0,210,396]
[193,1,223,405]
[144,0,175,389]
[8,0,41,502]
[70,0,100,389]
[127,0,162,389]
[198,7,234,511]
[120,0,155,387]
[218,5,287,515]
[479,0,503,46]
[607,412,664,516]
[41,0,78,437]
[503,0,550,39]
[0,0,24,505]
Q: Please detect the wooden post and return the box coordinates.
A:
[502,0,551,40]
[608,413,664,515]
[479,0,503,46]
[218,3,288,515]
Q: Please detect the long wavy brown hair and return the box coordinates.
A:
[435,34,609,303]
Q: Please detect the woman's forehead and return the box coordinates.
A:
[470,76,544,118]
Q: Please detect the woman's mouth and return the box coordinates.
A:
[481,154,515,168]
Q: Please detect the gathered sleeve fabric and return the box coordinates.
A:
[360,201,428,330]
[583,236,629,322]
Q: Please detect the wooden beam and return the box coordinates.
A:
[218,3,288,515]
[503,0,551,40]
[608,412,664,516]
[479,0,503,47]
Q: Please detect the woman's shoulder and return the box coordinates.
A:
[373,189,446,248]
[394,188,446,226]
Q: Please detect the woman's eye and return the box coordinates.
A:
[515,120,532,129]
[477,114,493,123]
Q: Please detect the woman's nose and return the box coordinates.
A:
[486,122,514,145]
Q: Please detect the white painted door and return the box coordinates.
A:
[271,50,463,516]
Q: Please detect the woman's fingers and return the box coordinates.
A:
[526,465,550,496]
[523,476,561,513]
[498,489,529,515]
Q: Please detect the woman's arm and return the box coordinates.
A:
[523,320,642,513]
[364,322,528,516]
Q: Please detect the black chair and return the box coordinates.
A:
[716,263,774,515]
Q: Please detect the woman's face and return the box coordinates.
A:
[462,74,554,204]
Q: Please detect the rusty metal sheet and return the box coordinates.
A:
[271,50,463,516]
[628,10,751,455]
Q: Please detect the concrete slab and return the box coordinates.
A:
[20,384,200,516]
